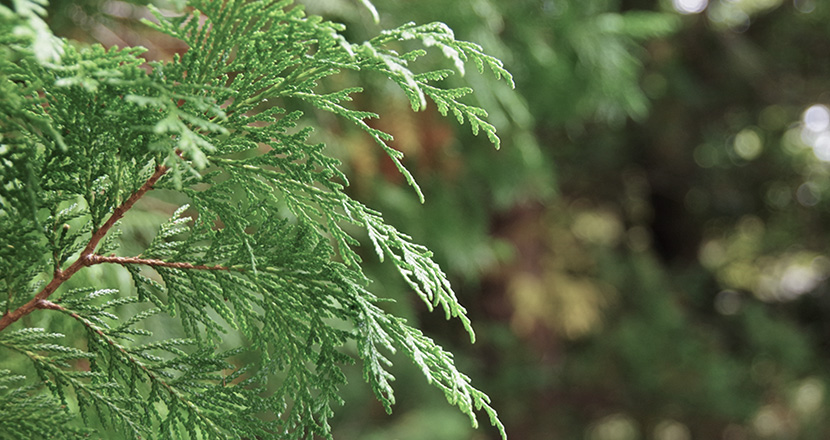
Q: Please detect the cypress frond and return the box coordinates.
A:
[0,0,511,438]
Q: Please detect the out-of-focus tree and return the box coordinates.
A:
[309,1,830,439]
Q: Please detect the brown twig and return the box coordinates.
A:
[0,164,169,332]
[87,254,233,271]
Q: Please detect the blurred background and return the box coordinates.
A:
[41,0,830,438]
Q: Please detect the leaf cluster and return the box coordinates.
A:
[0,0,511,438]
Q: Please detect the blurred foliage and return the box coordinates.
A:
[35,0,830,438]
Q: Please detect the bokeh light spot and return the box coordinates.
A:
[793,377,825,416]
[693,143,718,168]
[780,265,818,298]
[572,210,624,246]
[673,0,708,14]
[715,290,742,315]
[699,240,727,269]
[803,104,830,132]
[813,132,830,161]
[795,0,817,13]
[796,182,820,207]
[654,420,692,440]
[733,128,763,160]
[765,182,791,209]
[753,405,786,437]
[588,413,639,440]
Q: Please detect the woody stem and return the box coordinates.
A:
[0,164,169,332]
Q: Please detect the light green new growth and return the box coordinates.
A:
[0,0,512,438]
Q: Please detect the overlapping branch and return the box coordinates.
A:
[0,163,232,332]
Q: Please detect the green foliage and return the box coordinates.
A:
[0,0,510,438]
[0,369,91,439]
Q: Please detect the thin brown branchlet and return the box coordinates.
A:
[0,162,233,332]
[86,254,233,271]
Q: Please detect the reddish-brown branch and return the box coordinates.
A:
[81,164,169,259]
[36,299,64,311]
[0,164,168,332]
[87,254,233,271]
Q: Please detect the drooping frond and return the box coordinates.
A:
[0,369,91,439]
[0,0,510,438]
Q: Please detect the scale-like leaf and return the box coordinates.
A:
[0,0,510,438]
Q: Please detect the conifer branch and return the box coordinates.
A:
[41,298,227,437]
[82,164,169,258]
[20,298,230,438]
[0,164,168,332]
[2,1,511,437]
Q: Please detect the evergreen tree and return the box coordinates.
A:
[0,0,511,438]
